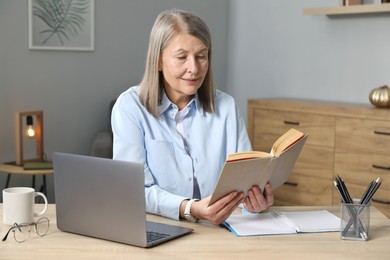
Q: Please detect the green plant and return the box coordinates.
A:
[32,0,90,45]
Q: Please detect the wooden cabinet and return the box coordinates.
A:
[248,99,390,218]
[334,117,390,217]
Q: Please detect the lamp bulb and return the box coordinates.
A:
[25,125,36,138]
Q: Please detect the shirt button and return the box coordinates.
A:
[169,111,174,117]
[187,177,192,182]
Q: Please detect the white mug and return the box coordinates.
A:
[3,187,48,225]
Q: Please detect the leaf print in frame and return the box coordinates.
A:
[28,0,94,51]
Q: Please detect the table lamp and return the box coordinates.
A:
[15,110,44,166]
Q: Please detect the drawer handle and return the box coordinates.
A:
[374,130,390,136]
[372,198,390,205]
[284,181,298,187]
[283,120,300,126]
[372,164,390,171]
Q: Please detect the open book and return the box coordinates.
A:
[224,210,341,237]
[209,128,307,206]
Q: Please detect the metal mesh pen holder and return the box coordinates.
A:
[340,200,370,241]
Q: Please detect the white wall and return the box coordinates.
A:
[227,0,390,119]
[0,0,229,202]
[2,0,390,202]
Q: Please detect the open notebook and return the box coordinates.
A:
[224,210,340,237]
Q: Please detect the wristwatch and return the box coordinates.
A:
[184,199,199,223]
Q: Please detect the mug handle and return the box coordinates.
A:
[34,192,48,217]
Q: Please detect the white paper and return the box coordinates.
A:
[224,210,340,237]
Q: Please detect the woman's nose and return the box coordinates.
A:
[186,57,199,74]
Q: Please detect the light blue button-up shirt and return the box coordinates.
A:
[112,86,252,220]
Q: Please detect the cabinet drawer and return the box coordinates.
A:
[273,174,333,206]
[294,144,334,180]
[251,109,335,148]
[332,182,390,219]
[335,153,390,190]
[253,134,334,180]
[336,117,390,155]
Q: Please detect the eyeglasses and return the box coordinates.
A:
[2,217,50,243]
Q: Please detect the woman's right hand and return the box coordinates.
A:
[190,191,245,225]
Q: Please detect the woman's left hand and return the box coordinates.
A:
[243,183,274,213]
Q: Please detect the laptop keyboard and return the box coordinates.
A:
[147,231,170,243]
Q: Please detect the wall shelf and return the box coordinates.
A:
[303,3,390,16]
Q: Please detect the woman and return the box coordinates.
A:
[112,9,273,224]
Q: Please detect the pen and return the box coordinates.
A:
[337,175,353,203]
[359,180,374,205]
[361,177,381,206]
[334,180,346,203]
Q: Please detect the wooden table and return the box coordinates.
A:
[0,163,53,195]
[1,204,389,259]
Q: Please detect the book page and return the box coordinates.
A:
[271,128,304,156]
[224,210,340,237]
[281,210,340,233]
[224,213,297,236]
[227,151,272,162]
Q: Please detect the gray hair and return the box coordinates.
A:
[139,9,215,117]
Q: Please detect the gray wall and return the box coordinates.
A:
[0,0,229,202]
[228,0,390,119]
[1,0,390,202]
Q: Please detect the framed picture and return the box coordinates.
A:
[28,0,94,51]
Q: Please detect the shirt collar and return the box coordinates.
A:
[158,91,205,116]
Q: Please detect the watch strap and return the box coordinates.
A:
[184,199,199,223]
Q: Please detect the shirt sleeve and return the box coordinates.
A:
[111,89,187,220]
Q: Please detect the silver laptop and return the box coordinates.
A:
[53,152,193,248]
